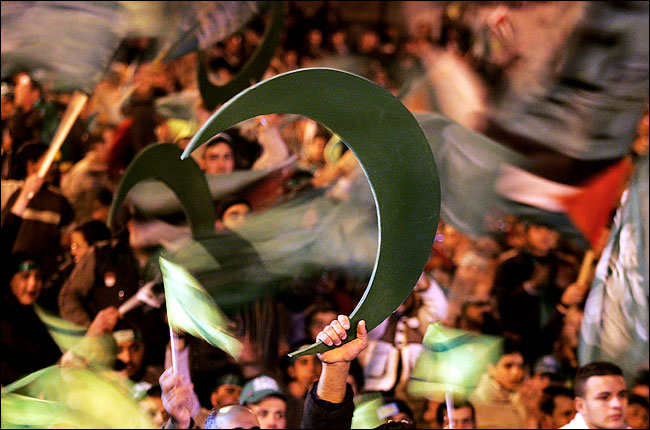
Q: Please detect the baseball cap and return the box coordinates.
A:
[239,375,286,405]
[534,355,562,375]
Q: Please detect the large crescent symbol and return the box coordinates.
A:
[183,68,441,356]
[198,1,286,110]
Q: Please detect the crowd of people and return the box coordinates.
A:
[2,2,649,429]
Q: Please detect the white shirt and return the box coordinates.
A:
[560,412,631,429]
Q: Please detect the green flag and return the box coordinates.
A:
[407,322,502,401]
[1,365,155,428]
[578,155,649,382]
[160,255,242,359]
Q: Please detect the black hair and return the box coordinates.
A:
[436,399,476,427]
[74,220,111,246]
[14,142,48,178]
[633,369,649,388]
[574,361,623,398]
[204,132,234,151]
[628,393,649,410]
[382,396,414,421]
[303,298,338,340]
[374,421,415,429]
[540,386,574,416]
[214,196,252,221]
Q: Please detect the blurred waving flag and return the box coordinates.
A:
[1,1,267,92]
[119,1,266,62]
[407,322,502,401]
[578,154,649,382]
[406,2,648,247]
[1,365,156,428]
[160,255,242,359]
[1,1,127,93]
[413,112,632,248]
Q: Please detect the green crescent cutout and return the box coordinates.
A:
[198,1,286,110]
[107,144,216,240]
[183,68,441,356]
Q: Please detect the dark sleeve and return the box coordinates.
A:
[1,204,24,287]
[301,382,355,430]
[58,192,75,228]
[58,246,97,326]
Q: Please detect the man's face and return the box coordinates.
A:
[70,231,90,263]
[491,352,525,391]
[308,310,338,341]
[211,384,242,409]
[247,397,286,429]
[222,203,250,231]
[10,268,42,305]
[116,339,145,379]
[443,406,476,429]
[201,142,234,175]
[550,395,576,428]
[626,403,649,430]
[289,355,320,385]
[577,375,627,429]
[526,224,559,257]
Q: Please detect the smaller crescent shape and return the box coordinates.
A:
[198,1,286,110]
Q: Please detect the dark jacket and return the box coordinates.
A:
[301,382,355,429]
[1,212,61,386]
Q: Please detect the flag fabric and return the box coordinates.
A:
[33,304,117,369]
[1,365,156,428]
[159,255,242,359]
[118,1,265,62]
[407,322,503,402]
[485,2,648,163]
[578,154,649,382]
[1,1,127,93]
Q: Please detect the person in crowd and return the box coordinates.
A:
[468,338,528,428]
[630,369,649,402]
[493,221,571,364]
[1,174,117,385]
[625,394,649,430]
[211,373,246,410]
[561,361,628,429]
[7,73,44,158]
[60,128,114,224]
[58,205,168,366]
[280,340,321,428]
[200,133,236,176]
[436,400,477,429]
[113,321,163,392]
[215,197,252,233]
[299,314,366,429]
[239,375,288,429]
[204,404,261,429]
[44,219,111,314]
[376,396,416,427]
[1,142,75,278]
[159,366,202,429]
[303,300,340,342]
[538,386,576,429]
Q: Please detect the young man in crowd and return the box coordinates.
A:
[239,375,288,429]
[200,133,235,176]
[561,361,628,429]
[539,386,576,428]
[468,339,528,428]
[625,394,649,430]
[436,400,477,429]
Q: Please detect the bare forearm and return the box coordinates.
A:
[316,362,350,404]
